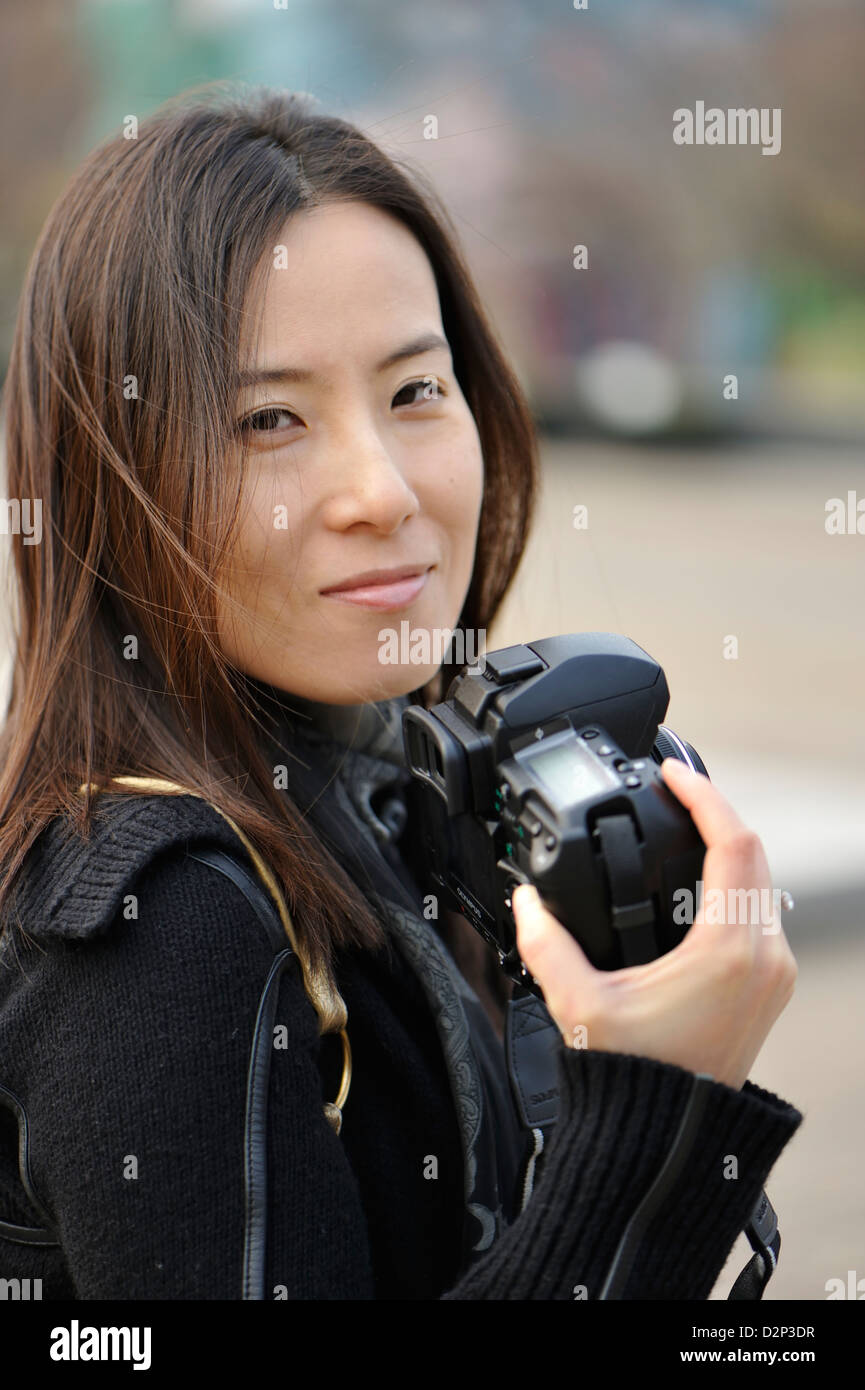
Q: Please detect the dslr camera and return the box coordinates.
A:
[403,633,785,1298]
[402,632,708,991]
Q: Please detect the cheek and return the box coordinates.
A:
[459,444,485,558]
[219,480,287,623]
[238,471,301,572]
[433,423,484,538]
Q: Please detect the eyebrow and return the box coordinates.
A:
[235,332,451,390]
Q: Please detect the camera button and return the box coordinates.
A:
[624,775,641,788]
[483,645,545,684]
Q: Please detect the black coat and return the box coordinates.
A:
[0,691,803,1299]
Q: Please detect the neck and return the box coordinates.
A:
[241,676,415,763]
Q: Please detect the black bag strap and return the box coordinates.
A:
[186,846,301,1300]
[186,844,355,1300]
[0,1082,61,1247]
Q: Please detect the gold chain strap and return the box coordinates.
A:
[77,776,351,1135]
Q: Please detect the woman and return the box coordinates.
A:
[0,84,800,1300]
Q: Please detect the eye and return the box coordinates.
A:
[393,376,447,408]
[237,406,302,437]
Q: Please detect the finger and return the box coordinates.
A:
[660,758,749,850]
[660,760,769,949]
[695,828,772,937]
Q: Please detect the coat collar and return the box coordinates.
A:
[245,679,411,766]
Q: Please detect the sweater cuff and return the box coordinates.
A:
[444,1045,802,1299]
[539,1047,803,1299]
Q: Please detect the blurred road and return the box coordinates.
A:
[490,437,865,1299]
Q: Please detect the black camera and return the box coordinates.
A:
[402,632,709,991]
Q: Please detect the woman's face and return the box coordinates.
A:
[216,199,485,705]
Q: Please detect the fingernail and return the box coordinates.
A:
[662,758,692,775]
[513,885,543,940]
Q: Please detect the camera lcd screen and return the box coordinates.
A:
[524,740,619,805]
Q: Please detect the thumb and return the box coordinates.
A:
[511,883,597,1024]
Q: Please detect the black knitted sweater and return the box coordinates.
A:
[0,689,803,1299]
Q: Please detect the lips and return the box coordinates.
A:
[320,564,433,612]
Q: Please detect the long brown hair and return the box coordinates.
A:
[0,82,539,975]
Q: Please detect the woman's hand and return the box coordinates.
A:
[511,758,798,1090]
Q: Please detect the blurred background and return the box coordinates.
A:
[0,0,862,1299]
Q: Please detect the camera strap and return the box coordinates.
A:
[505,989,562,1132]
[728,1190,781,1300]
[503,990,562,1219]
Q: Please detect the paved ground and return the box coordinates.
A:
[489,437,865,1299]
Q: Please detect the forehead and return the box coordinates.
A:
[240,201,443,371]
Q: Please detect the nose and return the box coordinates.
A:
[320,423,421,534]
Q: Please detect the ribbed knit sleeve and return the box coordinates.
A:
[444,1048,802,1299]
